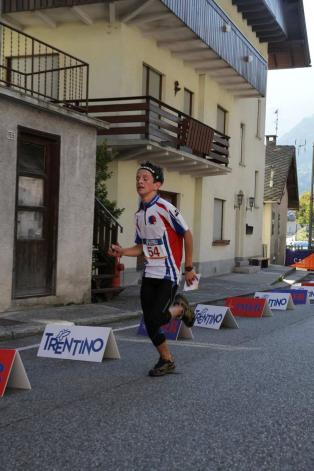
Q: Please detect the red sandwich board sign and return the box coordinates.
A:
[0,349,31,398]
[225,297,272,318]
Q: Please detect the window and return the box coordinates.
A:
[240,123,245,165]
[217,106,227,134]
[143,64,162,100]
[183,88,193,116]
[256,98,262,139]
[271,210,275,236]
[213,198,224,241]
[254,170,259,207]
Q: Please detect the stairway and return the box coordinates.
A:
[91,198,124,302]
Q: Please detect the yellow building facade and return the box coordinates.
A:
[1,0,308,282]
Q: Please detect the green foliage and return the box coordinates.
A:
[296,192,311,226]
[295,226,308,241]
[95,142,124,219]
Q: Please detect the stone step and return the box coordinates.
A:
[234,260,250,267]
[233,265,261,274]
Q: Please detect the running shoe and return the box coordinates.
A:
[174,293,195,327]
[148,357,176,377]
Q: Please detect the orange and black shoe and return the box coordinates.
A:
[174,293,195,327]
[148,357,176,377]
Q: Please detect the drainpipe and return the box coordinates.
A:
[308,143,314,250]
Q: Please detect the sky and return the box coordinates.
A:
[265,0,314,138]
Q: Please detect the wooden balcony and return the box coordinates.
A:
[72,96,230,177]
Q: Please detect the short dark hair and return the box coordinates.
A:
[138,161,164,184]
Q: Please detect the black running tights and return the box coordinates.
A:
[140,277,178,347]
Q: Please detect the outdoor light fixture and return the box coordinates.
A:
[244,55,253,63]
[234,190,244,209]
[222,24,231,33]
[246,196,255,211]
[174,80,181,95]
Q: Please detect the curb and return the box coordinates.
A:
[0,312,141,342]
[0,268,310,342]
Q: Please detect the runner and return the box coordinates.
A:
[109,161,196,377]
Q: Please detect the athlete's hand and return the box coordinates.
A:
[108,244,124,258]
[185,270,197,286]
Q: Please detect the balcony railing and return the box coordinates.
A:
[69,96,230,166]
[0,22,89,106]
[2,0,104,13]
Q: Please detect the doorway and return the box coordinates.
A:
[13,128,60,298]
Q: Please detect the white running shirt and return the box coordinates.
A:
[134,195,189,285]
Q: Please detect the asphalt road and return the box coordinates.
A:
[1,305,314,471]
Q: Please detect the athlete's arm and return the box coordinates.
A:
[109,243,143,258]
[183,230,196,286]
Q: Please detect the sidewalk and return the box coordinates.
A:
[0,265,309,341]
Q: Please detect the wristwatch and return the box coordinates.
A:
[184,266,194,272]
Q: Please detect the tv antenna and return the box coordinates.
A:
[295,140,307,155]
[274,109,279,135]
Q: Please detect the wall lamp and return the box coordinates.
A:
[234,190,244,209]
[174,80,181,95]
[244,55,253,63]
[222,24,231,33]
[246,196,255,211]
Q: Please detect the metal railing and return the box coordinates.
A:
[93,197,123,255]
[2,0,104,13]
[69,96,230,166]
[0,22,89,107]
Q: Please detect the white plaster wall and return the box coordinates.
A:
[0,93,97,312]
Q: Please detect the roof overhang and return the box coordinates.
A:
[232,0,311,69]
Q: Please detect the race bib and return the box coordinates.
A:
[143,238,167,259]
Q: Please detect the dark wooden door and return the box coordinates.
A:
[159,190,177,206]
[13,129,60,298]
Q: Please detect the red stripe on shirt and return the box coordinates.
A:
[158,213,183,270]
[156,202,168,212]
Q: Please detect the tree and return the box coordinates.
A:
[296,191,311,226]
[95,141,124,219]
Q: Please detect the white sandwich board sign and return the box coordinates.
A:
[37,325,120,362]
[254,292,295,310]
[194,305,239,330]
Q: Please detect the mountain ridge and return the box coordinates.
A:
[278,114,314,195]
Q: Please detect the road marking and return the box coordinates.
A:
[16,324,258,353]
[117,337,260,351]
[114,324,139,332]
[18,344,40,351]
[16,324,140,351]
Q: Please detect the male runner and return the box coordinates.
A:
[109,161,196,377]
